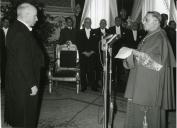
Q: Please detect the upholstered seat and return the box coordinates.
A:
[48,43,80,94]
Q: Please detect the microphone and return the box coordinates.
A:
[107,34,120,45]
[103,34,113,40]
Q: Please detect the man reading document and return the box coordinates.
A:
[116,11,176,128]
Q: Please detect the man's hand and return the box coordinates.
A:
[123,59,129,69]
[132,49,141,57]
[30,86,38,96]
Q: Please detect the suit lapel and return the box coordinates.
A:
[114,26,116,34]
[90,29,96,39]
[83,29,89,39]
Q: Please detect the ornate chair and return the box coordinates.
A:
[48,43,80,94]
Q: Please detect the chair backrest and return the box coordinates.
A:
[55,44,79,71]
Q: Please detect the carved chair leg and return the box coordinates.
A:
[49,78,52,93]
[76,72,80,94]
[48,70,53,93]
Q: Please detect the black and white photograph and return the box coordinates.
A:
[0,0,176,128]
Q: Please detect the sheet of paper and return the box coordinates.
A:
[115,47,133,59]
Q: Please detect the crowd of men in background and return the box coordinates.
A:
[0,2,176,127]
[0,11,176,93]
[56,12,176,92]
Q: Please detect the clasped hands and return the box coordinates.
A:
[82,51,95,57]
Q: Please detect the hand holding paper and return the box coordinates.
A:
[115,47,163,71]
[115,47,133,59]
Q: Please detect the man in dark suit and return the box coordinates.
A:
[165,20,176,57]
[2,17,9,38]
[94,19,110,38]
[165,20,176,98]
[0,17,9,88]
[77,17,98,91]
[109,16,133,91]
[0,28,4,63]
[130,21,147,49]
[4,3,44,128]
[109,16,133,55]
[0,27,5,86]
[59,17,77,45]
[94,19,110,88]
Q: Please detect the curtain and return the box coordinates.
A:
[142,0,155,19]
[142,0,177,22]
[80,0,118,29]
[130,0,145,21]
[169,0,177,22]
[109,0,118,27]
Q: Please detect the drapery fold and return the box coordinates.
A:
[80,0,118,29]
[131,0,145,21]
[169,0,177,22]
[109,0,118,27]
[131,0,176,23]
[142,0,155,19]
[80,0,176,28]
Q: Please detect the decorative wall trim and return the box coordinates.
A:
[0,1,10,5]
[43,0,75,16]
[1,1,75,17]
[1,1,76,42]
[44,6,74,17]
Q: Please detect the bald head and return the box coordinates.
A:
[17,3,38,27]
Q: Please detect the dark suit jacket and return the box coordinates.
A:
[165,27,176,57]
[0,28,5,69]
[77,29,97,53]
[5,20,44,127]
[59,27,77,45]
[93,28,110,67]
[130,29,147,48]
[94,28,110,40]
[0,28,6,88]
[93,28,110,53]
[108,26,134,56]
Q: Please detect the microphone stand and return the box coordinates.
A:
[108,45,113,128]
[103,39,108,128]
[102,40,114,128]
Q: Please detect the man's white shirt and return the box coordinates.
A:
[101,28,106,36]
[132,30,137,41]
[85,28,91,39]
[2,27,8,37]
[116,26,121,35]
